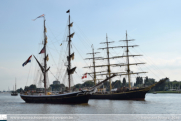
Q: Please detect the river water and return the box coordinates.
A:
[0,93,181,121]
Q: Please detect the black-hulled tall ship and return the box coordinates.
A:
[20,10,117,104]
[11,79,18,96]
[85,32,168,100]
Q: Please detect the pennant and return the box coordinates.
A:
[82,73,87,79]
[32,14,44,21]
[22,55,32,67]
[39,47,45,54]
[66,10,70,13]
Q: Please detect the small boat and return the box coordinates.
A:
[153,92,157,94]
[11,79,18,96]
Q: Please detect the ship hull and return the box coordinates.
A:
[90,88,149,100]
[90,78,168,100]
[11,93,18,96]
[20,92,91,104]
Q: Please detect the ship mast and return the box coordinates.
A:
[33,15,50,95]
[125,31,131,88]
[43,17,47,95]
[68,11,71,91]
[84,45,102,85]
[98,34,115,91]
[95,32,147,89]
[15,78,16,91]
[66,10,76,92]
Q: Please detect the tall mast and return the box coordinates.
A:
[15,78,16,91]
[33,14,50,95]
[94,32,147,89]
[125,31,131,88]
[43,17,47,95]
[68,11,71,91]
[66,10,76,92]
[92,47,96,85]
[84,45,102,85]
[106,34,112,91]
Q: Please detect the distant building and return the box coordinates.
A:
[53,80,60,85]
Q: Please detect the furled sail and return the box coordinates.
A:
[67,67,76,75]
[68,33,75,38]
[67,53,74,61]
[68,22,73,27]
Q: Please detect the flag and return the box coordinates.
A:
[39,46,45,54]
[32,14,44,21]
[82,73,87,79]
[22,55,32,67]
[66,10,70,13]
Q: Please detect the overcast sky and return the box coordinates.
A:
[0,0,181,91]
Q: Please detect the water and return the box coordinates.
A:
[0,93,181,120]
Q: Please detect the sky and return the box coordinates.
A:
[0,0,181,91]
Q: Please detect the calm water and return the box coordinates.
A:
[0,93,181,121]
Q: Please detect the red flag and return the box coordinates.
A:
[82,73,87,79]
[39,47,45,54]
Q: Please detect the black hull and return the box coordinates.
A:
[90,88,149,100]
[20,92,91,104]
[90,78,167,100]
[11,93,18,96]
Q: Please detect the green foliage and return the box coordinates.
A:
[50,84,65,91]
[29,84,36,89]
[74,83,82,88]
[16,88,23,93]
[112,80,122,88]
[82,81,94,87]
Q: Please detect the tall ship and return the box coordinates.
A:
[84,32,168,100]
[11,78,18,96]
[20,10,116,104]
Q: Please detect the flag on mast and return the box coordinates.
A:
[22,55,32,67]
[82,73,87,79]
[66,10,70,13]
[39,46,45,54]
[32,14,44,21]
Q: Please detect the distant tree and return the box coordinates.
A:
[112,80,121,88]
[82,81,94,87]
[123,78,126,86]
[144,76,148,85]
[16,88,23,93]
[29,84,36,89]
[140,77,143,85]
